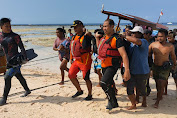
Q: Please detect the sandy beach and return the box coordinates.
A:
[0,27,177,118]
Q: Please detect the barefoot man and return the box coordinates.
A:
[149,29,176,108]
[124,26,150,110]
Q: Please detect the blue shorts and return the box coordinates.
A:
[94,63,101,70]
[92,53,101,70]
[6,66,21,77]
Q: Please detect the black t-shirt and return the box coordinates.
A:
[82,35,92,49]
[169,40,177,65]
[172,41,177,58]
[91,36,97,54]
[115,35,130,55]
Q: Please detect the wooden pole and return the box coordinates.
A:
[116,18,121,32]
[157,15,161,24]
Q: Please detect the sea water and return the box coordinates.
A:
[12,24,177,39]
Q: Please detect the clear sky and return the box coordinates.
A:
[0,0,176,24]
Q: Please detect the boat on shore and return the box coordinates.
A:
[101,5,168,30]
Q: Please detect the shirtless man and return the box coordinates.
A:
[149,29,176,108]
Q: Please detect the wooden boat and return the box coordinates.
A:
[101,5,168,31]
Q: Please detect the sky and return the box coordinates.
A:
[0,0,176,24]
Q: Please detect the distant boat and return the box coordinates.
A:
[167,22,173,25]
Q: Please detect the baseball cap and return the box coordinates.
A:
[71,20,84,28]
[130,26,144,34]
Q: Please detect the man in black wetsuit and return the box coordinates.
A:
[0,18,31,106]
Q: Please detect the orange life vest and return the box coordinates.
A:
[98,34,121,60]
[70,34,91,59]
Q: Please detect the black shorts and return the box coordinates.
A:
[127,73,149,96]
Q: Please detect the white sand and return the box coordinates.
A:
[0,36,177,118]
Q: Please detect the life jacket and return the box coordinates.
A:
[98,33,121,60]
[70,33,91,59]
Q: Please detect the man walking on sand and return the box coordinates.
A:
[149,29,176,108]
[97,19,130,110]
[0,18,31,106]
[123,26,150,110]
[69,20,93,100]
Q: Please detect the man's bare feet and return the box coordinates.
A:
[163,92,167,95]
[59,81,64,85]
[135,100,140,104]
[153,97,163,100]
[141,103,147,107]
[153,103,158,109]
[127,105,136,110]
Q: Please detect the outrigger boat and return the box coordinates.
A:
[101,5,168,32]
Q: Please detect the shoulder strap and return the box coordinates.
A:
[72,32,85,41]
[72,35,76,41]
[105,33,119,44]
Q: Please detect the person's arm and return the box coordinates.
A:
[148,43,153,57]
[170,45,176,70]
[82,33,92,49]
[118,47,131,81]
[148,43,153,67]
[53,39,59,51]
[95,32,103,48]
[125,36,142,46]
[15,35,27,60]
[116,37,130,81]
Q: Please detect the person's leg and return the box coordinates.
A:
[136,74,149,107]
[81,69,92,100]
[135,89,140,104]
[113,80,118,95]
[100,67,118,110]
[0,67,19,105]
[127,75,136,110]
[127,94,136,110]
[154,79,167,108]
[59,59,69,85]
[15,73,31,97]
[96,69,102,87]
[172,72,177,97]
[146,77,151,96]
[0,75,12,106]
[84,70,92,95]
[164,80,168,95]
[175,79,177,98]
[142,96,147,107]
[68,61,82,98]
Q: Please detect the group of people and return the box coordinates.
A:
[0,18,177,112]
